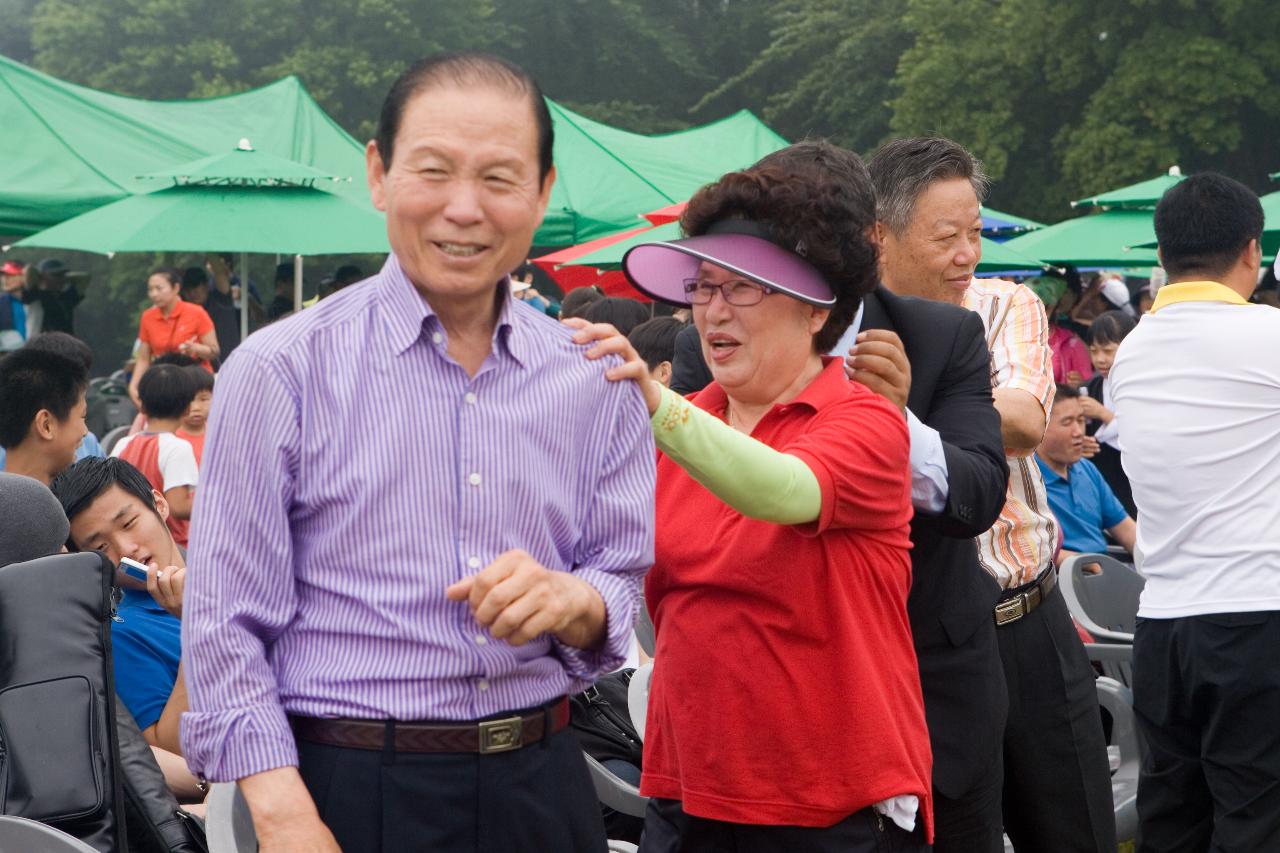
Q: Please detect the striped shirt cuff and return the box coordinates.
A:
[180,701,299,783]
[551,567,640,685]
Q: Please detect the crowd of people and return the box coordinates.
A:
[1,50,1278,853]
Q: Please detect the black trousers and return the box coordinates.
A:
[639,797,928,853]
[296,725,606,853]
[999,583,1116,853]
[1133,611,1280,853]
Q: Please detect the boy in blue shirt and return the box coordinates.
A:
[1035,384,1137,559]
[50,455,196,799]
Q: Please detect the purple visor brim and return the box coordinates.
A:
[621,233,836,308]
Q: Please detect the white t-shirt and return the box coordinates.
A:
[1110,282,1280,618]
[111,432,199,492]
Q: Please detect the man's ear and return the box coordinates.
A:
[151,489,171,523]
[31,408,55,441]
[366,139,388,212]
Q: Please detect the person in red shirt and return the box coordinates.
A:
[175,364,213,466]
[129,268,219,408]
[573,149,932,851]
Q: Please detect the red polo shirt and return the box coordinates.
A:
[640,357,933,837]
[138,300,214,371]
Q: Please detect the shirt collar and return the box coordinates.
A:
[377,254,527,368]
[120,587,166,612]
[1150,280,1250,314]
[1034,453,1067,484]
[691,356,849,417]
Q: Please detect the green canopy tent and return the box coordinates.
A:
[563,220,1046,276]
[0,54,368,237]
[1004,209,1160,268]
[537,102,789,246]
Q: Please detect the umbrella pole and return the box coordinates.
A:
[294,254,304,313]
[240,251,249,343]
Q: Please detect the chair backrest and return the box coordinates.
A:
[1095,677,1140,844]
[205,783,258,853]
[100,425,130,457]
[627,662,652,742]
[1059,553,1145,643]
[0,816,101,852]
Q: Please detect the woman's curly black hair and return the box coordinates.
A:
[680,140,880,353]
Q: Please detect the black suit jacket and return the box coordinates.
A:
[860,286,1010,797]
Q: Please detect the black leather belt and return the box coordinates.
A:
[290,696,570,755]
[994,566,1057,627]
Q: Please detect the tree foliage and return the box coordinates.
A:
[7,0,1280,365]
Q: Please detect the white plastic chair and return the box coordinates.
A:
[1095,677,1141,844]
[0,816,100,852]
[205,782,257,853]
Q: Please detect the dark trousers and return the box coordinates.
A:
[296,726,606,853]
[639,797,928,853]
[933,761,1003,853]
[925,615,1006,853]
[1133,611,1280,853]
[999,583,1116,853]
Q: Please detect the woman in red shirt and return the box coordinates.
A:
[574,144,933,851]
[128,268,219,408]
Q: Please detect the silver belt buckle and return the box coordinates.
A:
[478,716,524,754]
[994,595,1027,626]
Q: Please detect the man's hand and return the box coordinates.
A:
[239,767,340,853]
[1080,435,1101,458]
[445,550,606,651]
[843,329,911,412]
[146,564,185,619]
[1077,395,1113,424]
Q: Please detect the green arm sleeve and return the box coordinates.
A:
[650,384,822,524]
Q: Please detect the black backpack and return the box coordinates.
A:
[570,668,643,767]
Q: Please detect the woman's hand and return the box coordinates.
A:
[564,317,663,415]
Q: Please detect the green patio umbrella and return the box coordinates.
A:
[568,221,1047,274]
[11,142,388,338]
[1003,210,1160,268]
[1071,167,1183,210]
[1131,190,1280,258]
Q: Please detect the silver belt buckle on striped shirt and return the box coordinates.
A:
[478,716,523,754]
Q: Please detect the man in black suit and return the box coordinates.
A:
[869,137,1115,853]
[757,141,1010,852]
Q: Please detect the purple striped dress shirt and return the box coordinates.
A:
[180,256,655,782]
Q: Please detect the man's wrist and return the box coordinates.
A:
[239,766,316,828]
[553,574,607,651]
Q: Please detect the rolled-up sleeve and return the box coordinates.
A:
[180,349,302,782]
[554,382,655,683]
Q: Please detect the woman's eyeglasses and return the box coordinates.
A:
[681,278,772,306]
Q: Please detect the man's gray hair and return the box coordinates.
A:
[868,137,990,234]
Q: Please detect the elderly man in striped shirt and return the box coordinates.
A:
[180,53,655,853]
[868,137,1115,853]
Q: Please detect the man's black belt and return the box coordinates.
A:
[290,696,570,755]
[994,565,1057,627]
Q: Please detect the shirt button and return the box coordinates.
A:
[474,634,488,645]
[432,332,443,344]
[468,472,481,486]
[468,556,481,569]
[464,392,478,405]
[477,679,490,691]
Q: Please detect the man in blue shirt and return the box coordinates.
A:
[1035,384,1137,558]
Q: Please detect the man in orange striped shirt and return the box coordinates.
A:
[870,137,1114,853]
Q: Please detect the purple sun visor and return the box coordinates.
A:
[621,219,836,308]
